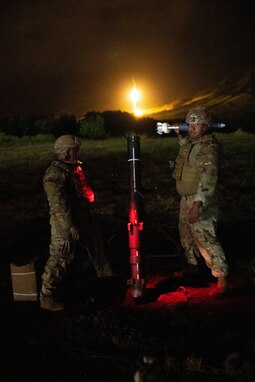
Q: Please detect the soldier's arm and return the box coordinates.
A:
[43,167,74,231]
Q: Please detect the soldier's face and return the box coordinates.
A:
[188,122,208,138]
[69,147,80,161]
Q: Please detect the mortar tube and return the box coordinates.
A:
[127,135,145,298]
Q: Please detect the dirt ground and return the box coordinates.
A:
[0,220,255,382]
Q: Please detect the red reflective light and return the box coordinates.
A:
[73,165,95,203]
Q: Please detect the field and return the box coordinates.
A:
[0,131,255,381]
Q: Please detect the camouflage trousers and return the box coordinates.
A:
[40,218,112,298]
[40,233,75,297]
[179,195,228,278]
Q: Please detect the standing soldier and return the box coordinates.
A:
[40,135,113,311]
[172,106,229,291]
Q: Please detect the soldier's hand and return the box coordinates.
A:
[70,226,80,240]
[175,127,183,141]
[188,201,202,224]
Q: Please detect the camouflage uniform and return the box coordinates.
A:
[173,132,228,278]
[41,157,111,300]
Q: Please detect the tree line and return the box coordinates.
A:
[1,110,251,139]
[0,111,158,139]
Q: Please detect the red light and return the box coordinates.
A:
[73,165,95,203]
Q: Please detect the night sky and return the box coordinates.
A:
[1,0,255,118]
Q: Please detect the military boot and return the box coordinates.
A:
[40,296,65,311]
[217,275,228,288]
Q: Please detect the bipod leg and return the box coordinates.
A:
[106,222,127,245]
[144,222,182,253]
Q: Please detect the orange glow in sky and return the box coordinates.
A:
[123,79,183,118]
[126,79,178,118]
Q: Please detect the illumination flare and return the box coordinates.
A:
[129,80,142,116]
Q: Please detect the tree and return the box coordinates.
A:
[79,113,107,139]
[101,110,135,136]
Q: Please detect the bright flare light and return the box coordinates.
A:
[129,82,142,117]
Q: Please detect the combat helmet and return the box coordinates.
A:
[186,106,212,127]
[54,135,81,158]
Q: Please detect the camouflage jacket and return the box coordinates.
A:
[43,160,94,232]
[173,133,221,205]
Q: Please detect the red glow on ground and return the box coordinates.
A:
[123,273,253,317]
[124,280,219,306]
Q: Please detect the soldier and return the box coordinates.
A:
[40,135,113,311]
[172,106,228,290]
